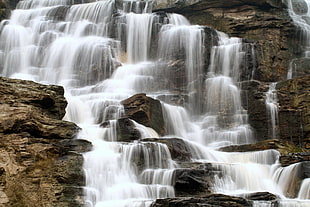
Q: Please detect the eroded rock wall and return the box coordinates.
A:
[0,77,91,207]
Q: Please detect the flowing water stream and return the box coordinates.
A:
[285,0,310,79]
[0,0,309,206]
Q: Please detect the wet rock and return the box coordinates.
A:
[240,80,270,141]
[280,152,310,167]
[220,139,303,156]
[141,138,192,162]
[116,117,141,142]
[0,77,67,120]
[291,0,308,15]
[288,57,310,78]
[245,191,279,201]
[240,76,310,151]
[173,166,215,197]
[151,194,251,207]
[156,94,188,107]
[276,76,310,149]
[121,93,166,135]
[46,5,70,21]
[300,161,310,179]
[0,103,80,139]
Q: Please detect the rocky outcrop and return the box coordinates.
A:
[245,191,279,201]
[0,77,91,206]
[173,163,215,197]
[280,152,310,167]
[241,77,310,150]
[220,139,304,155]
[141,138,192,162]
[276,76,310,149]
[240,80,270,141]
[151,191,280,206]
[0,77,79,139]
[121,93,166,136]
[116,117,141,141]
[151,194,251,207]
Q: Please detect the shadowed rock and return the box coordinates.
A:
[121,93,166,135]
[0,77,91,206]
[141,138,192,162]
[151,194,251,207]
[219,139,304,156]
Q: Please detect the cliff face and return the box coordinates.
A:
[0,77,91,206]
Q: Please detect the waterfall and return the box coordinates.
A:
[265,82,279,139]
[201,33,254,146]
[0,0,309,207]
[285,0,310,79]
[298,178,310,199]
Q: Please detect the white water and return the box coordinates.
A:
[265,82,279,139]
[298,178,310,199]
[0,0,309,207]
[285,0,310,79]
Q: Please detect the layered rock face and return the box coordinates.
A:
[277,76,310,148]
[240,76,310,148]
[0,77,91,206]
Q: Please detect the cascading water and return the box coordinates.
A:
[265,82,279,139]
[285,0,310,79]
[0,0,309,207]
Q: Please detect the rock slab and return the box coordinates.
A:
[0,77,91,207]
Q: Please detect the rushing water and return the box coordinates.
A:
[265,82,279,139]
[285,0,310,79]
[0,0,309,206]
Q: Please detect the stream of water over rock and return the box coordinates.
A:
[0,0,309,206]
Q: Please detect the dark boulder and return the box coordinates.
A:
[245,191,279,201]
[151,194,251,207]
[116,117,141,142]
[280,152,310,167]
[240,80,270,141]
[141,138,192,162]
[220,139,304,156]
[173,166,215,197]
[121,93,166,135]
[0,77,67,119]
[291,0,308,15]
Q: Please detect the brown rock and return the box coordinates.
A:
[245,191,279,201]
[121,93,166,135]
[280,152,310,167]
[151,194,251,207]
[0,76,67,120]
[276,76,310,148]
[0,77,92,206]
[141,138,192,162]
[220,139,304,156]
[240,80,271,141]
[173,164,215,197]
